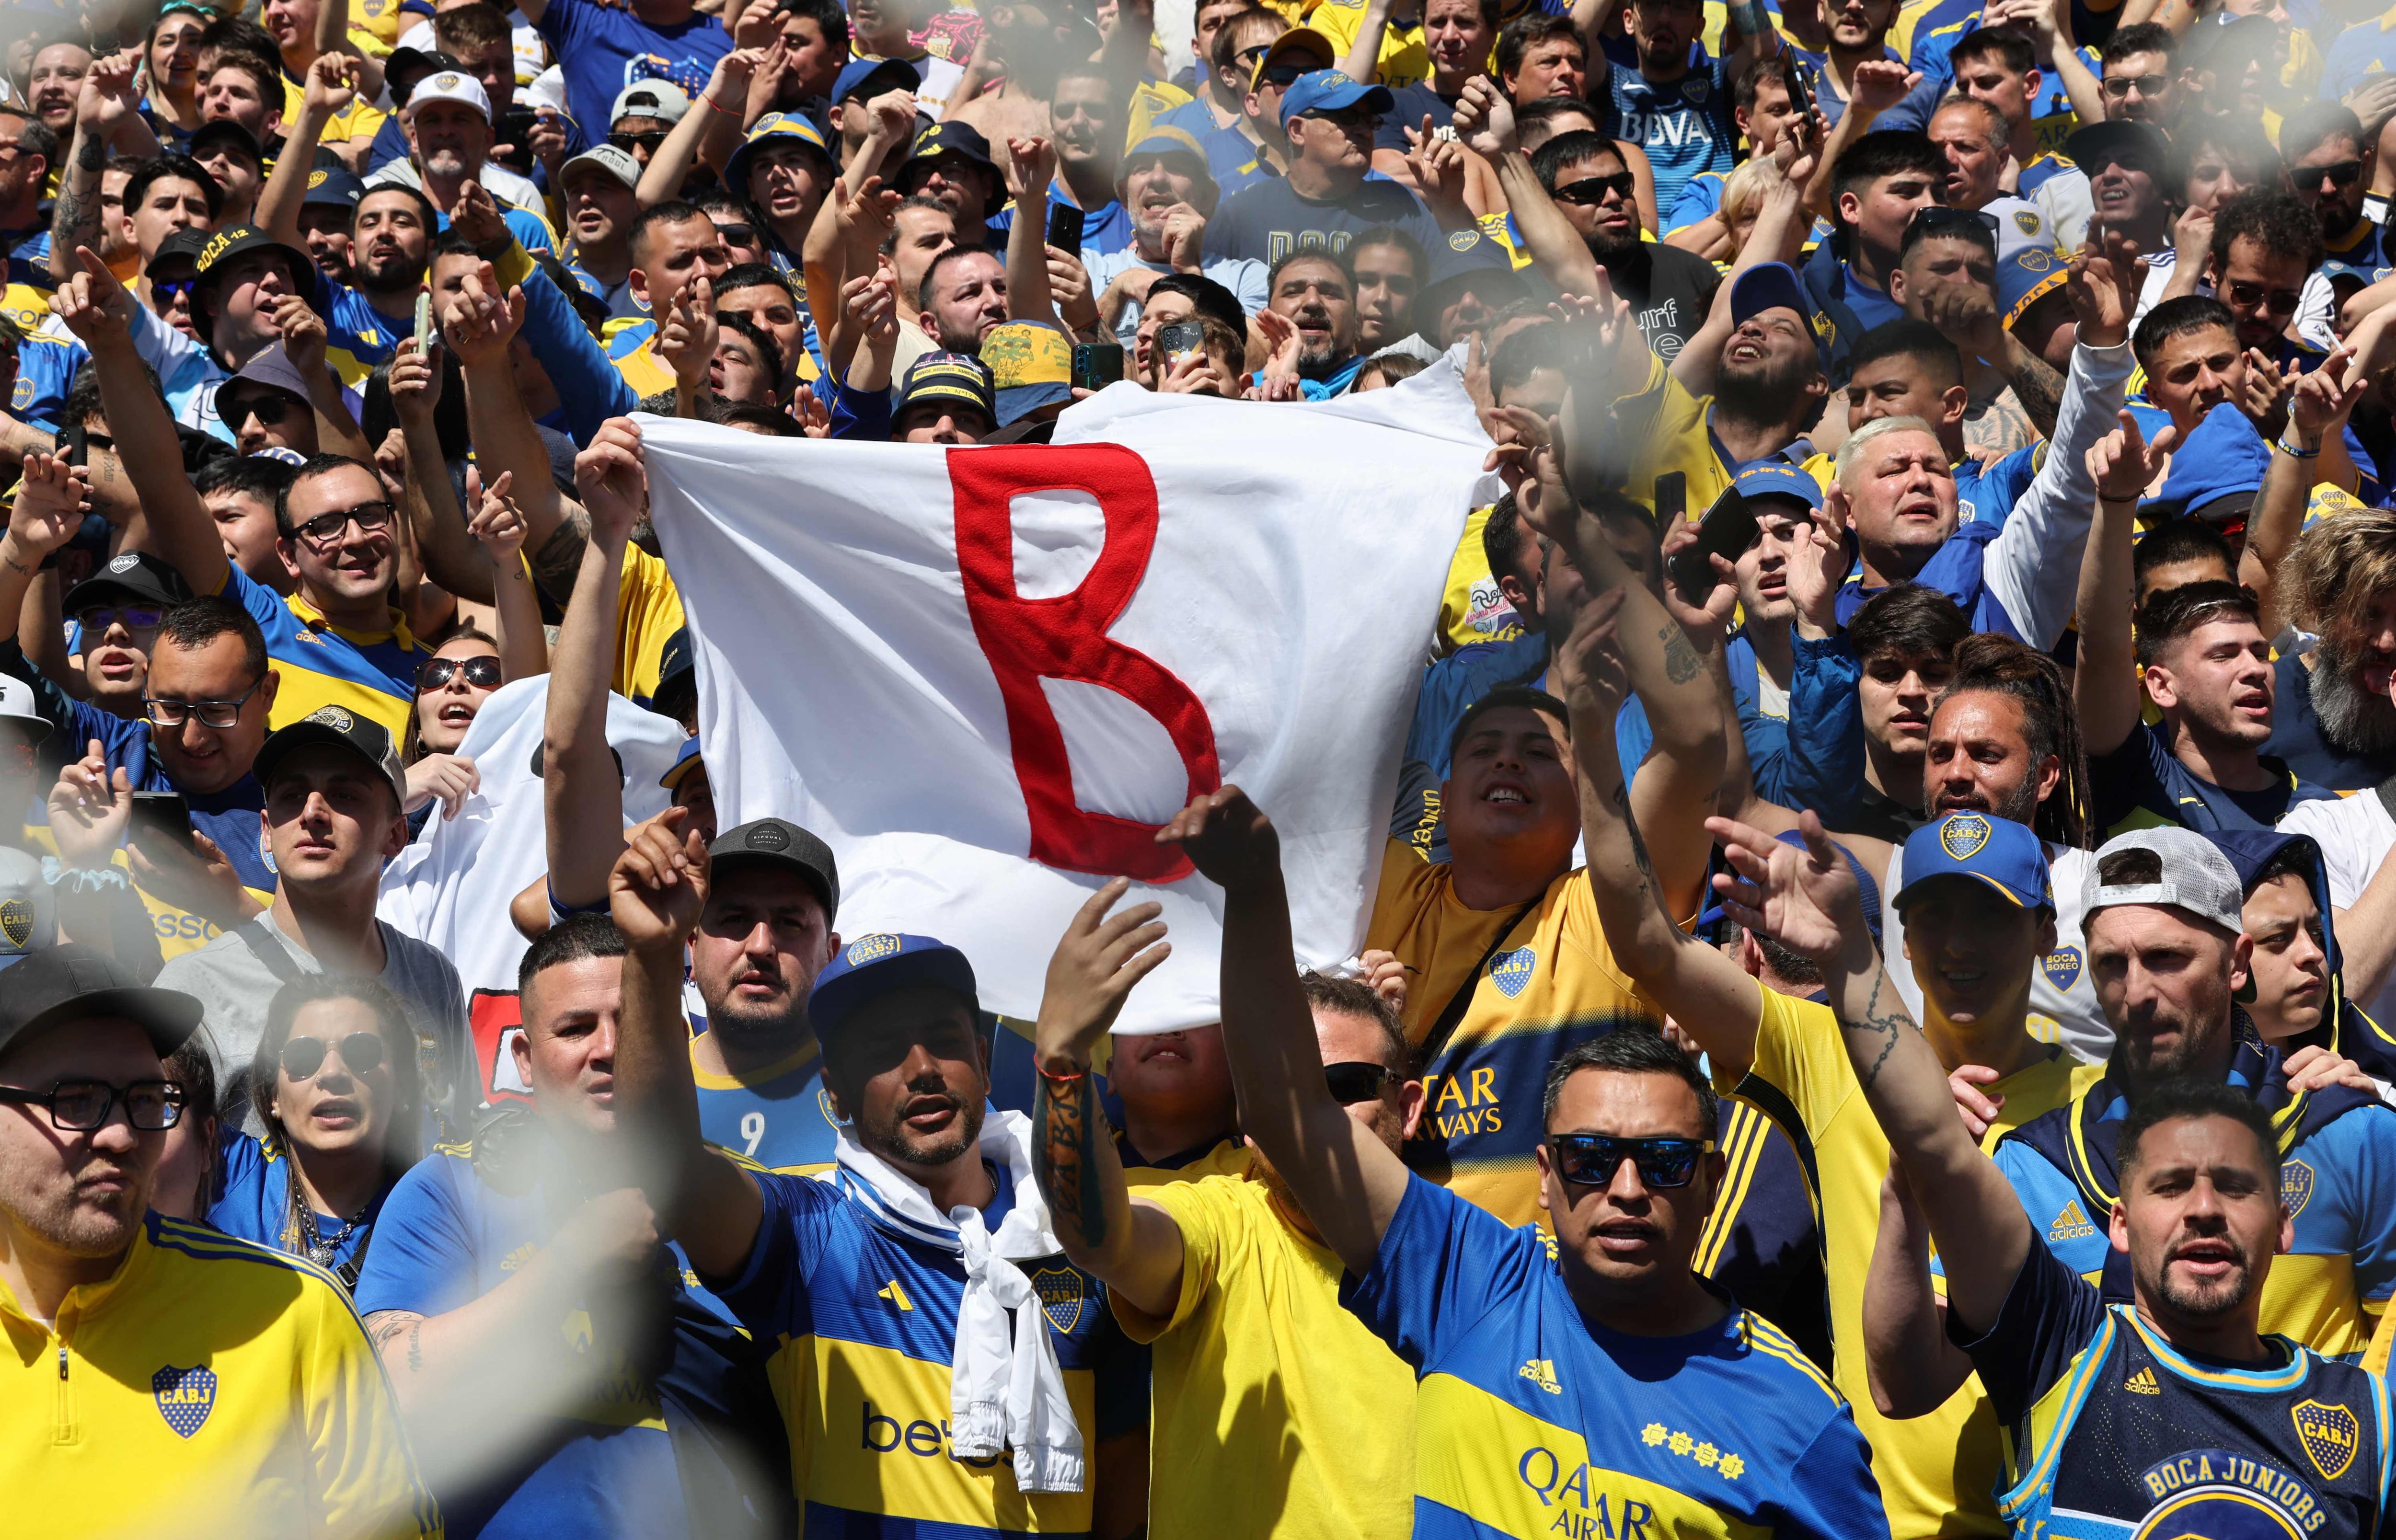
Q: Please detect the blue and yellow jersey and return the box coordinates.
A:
[1958,1228,2393,1539]
[607,311,825,393]
[1438,503,1526,651]
[224,563,431,740]
[1364,845,1666,1227]
[1728,986,2085,1539]
[1303,0,1433,86]
[2018,149,2081,198]
[714,1163,1140,1536]
[4,227,55,334]
[1995,1049,2396,1359]
[319,281,407,372]
[9,329,84,430]
[280,71,389,146]
[207,1130,392,1276]
[691,1034,840,1174]
[0,1212,439,1539]
[1344,1172,1890,1539]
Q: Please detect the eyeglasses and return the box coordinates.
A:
[78,605,165,633]
[1546,1133,1714,1189]
[416,655,501,692]
[609,130,670,153]
[0,1080,185,1131]
[710,221,758,246]
[222,391,301,427]
[145,680,264,729]
[280,1031,386,1081]
[1551,171,1636,206]
[2298,159,2364,190]
[2099,73,2169,97]
[289,500,396,545]
[2224,278,2302,316]
[1323,1061,1395,1103]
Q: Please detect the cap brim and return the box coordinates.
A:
[253,723,407,810]
[16,986,204,1055]
[808,950,978,1040]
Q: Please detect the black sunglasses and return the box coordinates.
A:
[222,390,302,426]
[0,1079,184,1131]
[2225,278,2302,316]
[609,130,671,152]
[78,604,165,632]
[1547,1133,1714,1189]
[2299,159,2364,189]
[1552,171,1636,206]
[1260,63,1310,86]
[280,1031,387,1081]
[711,221,759,245]
[289,500,396,544]
[1324,1060,1395,1103]
[417,655,502,692]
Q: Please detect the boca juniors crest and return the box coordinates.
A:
[153,1364,217,1438]
[1030,1267,1086,1334]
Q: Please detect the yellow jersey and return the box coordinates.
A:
[281,72,390,146]
[1437,503,1526,651]
[1302,0,1432,85]
[615,545,686,706]
[0,1213,441,1540]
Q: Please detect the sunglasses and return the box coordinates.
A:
[609,130,671,153]
[711,221,759,246]
[281,1031,387,1080]
[0,1079,184,1131]
[289,500,396,545]
[1552,171,1636,206]
[1323,1061,1395,1103]
[2224,278,2302,316]
[2299,159,2364,190]
[152,277,198,304]
[417,655,502,692]
[222,391,302,427]
[2099,73,2169,97]
[1907,205,1998,236]
[78,605,165,632]
[1260,63,1311,87]
[1547,1133,1714,1189]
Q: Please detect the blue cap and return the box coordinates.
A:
[2319,257,2391,289]
[1734,461,1822,512]
[1278,69,1394,128]
[1997,245,2069,328]
[1896,813,2053,911]
[300,165,365,211]
[833,56,920,106]
[1703,830,1881,951]
[2145,401,2264,524]
[659,735,703,791]
[809,933,979,1041]
[725,112,833,193]
[1729,261,1816,338]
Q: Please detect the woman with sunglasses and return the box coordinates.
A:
[208,975,424,1291]
[403,475,547,832]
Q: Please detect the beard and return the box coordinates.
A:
[2308,635,2396,757]
[2149,1248,2254,1321]
[855,1075,984,1170]
[1935,772,2042,827]
[1715,350,1814,421]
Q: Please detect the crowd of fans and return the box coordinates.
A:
[15,0,2396,1533]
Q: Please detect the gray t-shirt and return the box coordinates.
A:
[156,912,473,1139]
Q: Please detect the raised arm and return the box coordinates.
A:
[452,267,588,602]
[2245,345,2370,636]
[1003,135,1062,327]
[2073,411,2175,759]
[258,56,360,254]
[1861,1163,1977,1416]
[1709,811,2034,1330]
[0,452,90,653]
[655,275,718,420]
[1031,880,1186,1319]
[466,472,550,682]
[545,419,647,911]
[49,53,148,282]
[273,293,375,461]
[1336,0,1398,83]
[385,336,493,605]
[1158,788,1408,1275]
[636,50,759,204]
[1454,82,1601,299]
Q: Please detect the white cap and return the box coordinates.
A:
[0,676,51,745]
[0,847,56,967]
[2084,827,2246,935]
[559,142,641,191]
[409,70,492,123]
[610,79,691,126]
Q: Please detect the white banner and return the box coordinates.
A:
[644,371,1495,1032]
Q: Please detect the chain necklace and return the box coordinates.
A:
[297,1197,374,1270]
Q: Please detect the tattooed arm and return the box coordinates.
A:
[1030,881,1185,1318]
[1994,334,2065,443]
[1708,811,2033,1333]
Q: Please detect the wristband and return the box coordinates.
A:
[2275,436,2321,460]
[43,858,130,892]
[1035,1058,1089,1084]
[703,93,737,117]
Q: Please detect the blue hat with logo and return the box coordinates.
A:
[809,932,979,1041]
[1734,460,1822,513]
[1896,813,2053,912]
[726,111,834,193]
[2145,400,2265,526]
[833,56,921,107]
[659,735,703,791]
[1702,829,1881,950]
[1278,69,1394,128]
[1729,261,1815,338]
[1997,245,2069,328]
[2318,257,2391,290]
[300,165,365,211]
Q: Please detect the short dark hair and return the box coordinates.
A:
[1147,271,1247,337]
[2134,579,2263,667]
[1848,319,1964,393]
[1267,246,1353,294]
[1734,51,1789,112]
[1515,95,1601,150]
[1359,351,1428,386]
[693,188,767,225]
[432,1,512,53]
[124,153,226,222]
[706,400,805,435]
[629,199,712,264]
[714,312,786,397]
[1833,130,1944,208]
[1211,7,1281,74]
[158,594,269,682]
[1947,24,2035,77]
[2279,101,2365,167]
[2248,838,2317,894]
[918,242,998,313]
[2132,517,2235,592]
[1532,129,1623,192]
[1298,970,1410,1073]
[200,16,282,63]
[518,911,628,998]
[276,453,382,537]
[717,261,796,301]
[358,181,441,233]
[2133,295,2238,371]
[1899,210,1996,270]
[2208,189,2324,276]
[1489,320,1573,400]
[12,113,58,169]
[204,50,282,108]
[1483,492,1529,585]
[1541,1025,1716,1134]
[2101,21,2176,68]
[2170,117,2284,206]
[1450,682,1569,762]
[1935,632,2090,849]
[779,0,851,52]
[1848,582,1970,665]
[1497,13,1579,82]
[2118,1077,2279,1179]
[0,312,21,363]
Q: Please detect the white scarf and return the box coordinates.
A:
[832,1109,1085,1494]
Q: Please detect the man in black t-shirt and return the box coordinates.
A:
[1529,126,1718,362]
[1207,69,1451,266]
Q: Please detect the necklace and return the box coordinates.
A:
[297,1198,374,1269]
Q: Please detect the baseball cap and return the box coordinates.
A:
[0,944,202,1056]
[148,227,210,279]
[1729,261,1817,340]
[559,142,642,194]
[1251,27,1336,92]
[981,322,1073,425]
[224,341,317,410]
[808,933,978,1042]
[1701,829,1882,951]
[0,848,56,971]
[659,735,704,792]
[900,120,997,186]
[411,69,492,122]
[896,351,997,428]
[62,552,193,618]
[2145,400,2265,526]
[1896,813,2053,912]
[2318,257,2391,291]
[610,79,691,127]
[833,56,920,107]
[0,676,52,745]
[1121,127,1214,187]
[726,112,833,193]
[2065,118,2168,176]
[1997,244,2070,329]
[1278,68,1394,129]
[1734,460,1823,513]
[2084,826,2246,934]
[195,225,313,295]
[188,118,265,168]
[710,817,840,919]
[300,165,366,211]
[253,706,410,813]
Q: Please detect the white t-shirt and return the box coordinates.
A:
[2278,791,2396,1027]
[1880,837,2108,1064]
[1083,246,1269,346]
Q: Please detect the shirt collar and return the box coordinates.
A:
[287,590,415,650]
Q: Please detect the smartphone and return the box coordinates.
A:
[1780,54,1817,150]
[1156,319,1205,367]
[1071,342,1125,391]
[414,289,434,350]
[1046,202,1085,253]
[128,791,196,852]
[1653,471,1687,527]
[1668,485,1762,601]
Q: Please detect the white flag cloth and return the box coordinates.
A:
[379,677,688,1107]
[645,369,1497,1032]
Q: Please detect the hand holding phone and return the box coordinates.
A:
[1046,202,1085,254]
[1071,342,1125,390]
[1665,486,1761,605]
[1156,320,1205,367]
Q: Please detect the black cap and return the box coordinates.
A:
[194,224,313,291]
[709,818,839,920]
[0,944,203,1060]
[901,120,995,182]
[657,626,694,686]
[148,227,210,279]
[2065,118,2169,175]
[254,706,410,813]
[188,117,266,168]
[300,164,366,210]
[61,552,193,617]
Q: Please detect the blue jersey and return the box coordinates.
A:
[1957,442,2039,528]
[1663,170,1727,234]
[207,1130,389,1280]
[2091,719,2337,837]
[1595,57,1736,217]
[2322,11,2396,99]
[689,1035,840,1173]
[1207,173,1448,267]
[988,185,1133,259]
[9,330,84,431]
[353,1142,791,1540]
[223,562,432,742]
[533,0,731,148]
[1341,1173,1889,1539]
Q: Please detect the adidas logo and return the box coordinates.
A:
[2049,1200,2097,1242]
[1518,1358,1562,1394]
[2125,1368,2160,1396]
